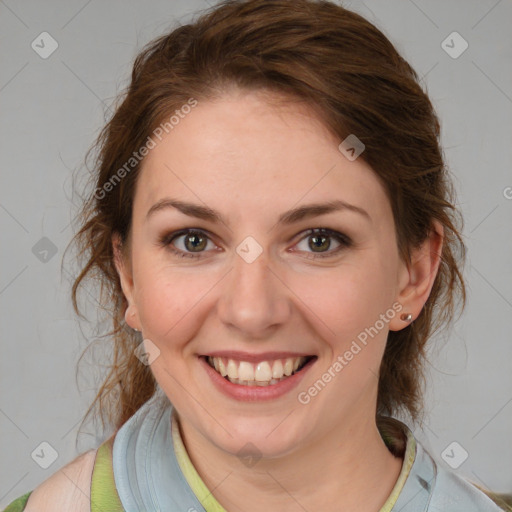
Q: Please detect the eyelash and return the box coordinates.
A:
[158,228,352,260]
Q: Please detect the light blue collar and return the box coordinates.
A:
[112,390,202,512]
[112,390,502,512]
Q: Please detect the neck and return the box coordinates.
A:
[177,410,404,512]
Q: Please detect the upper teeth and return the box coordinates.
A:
[208,356,307,382]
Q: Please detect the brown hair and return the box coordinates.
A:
[68,0,466,439]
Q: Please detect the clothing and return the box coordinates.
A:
[3,390,507,511]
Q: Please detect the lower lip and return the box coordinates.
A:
[199,356,316,402]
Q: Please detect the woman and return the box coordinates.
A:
[4,0,509,510]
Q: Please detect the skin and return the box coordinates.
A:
[114,89,443,512]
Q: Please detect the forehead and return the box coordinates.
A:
[134,91,390,226]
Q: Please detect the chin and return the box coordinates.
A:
[207,415,308,460]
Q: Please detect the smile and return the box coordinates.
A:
[205,355,314,386]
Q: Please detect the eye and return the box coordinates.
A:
[294,228,352,259]
[159,229,216,259]
[158,227,352,260]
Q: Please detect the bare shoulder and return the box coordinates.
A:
[25,448,98,512]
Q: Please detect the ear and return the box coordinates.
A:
[389,220,444,331]
[112,232,140,331]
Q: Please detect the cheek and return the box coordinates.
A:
[133,258,219,351]
[136,274,193,340]
[300,258,393,336]
[296,258,397,387]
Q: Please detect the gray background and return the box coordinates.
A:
[1,0,511,506]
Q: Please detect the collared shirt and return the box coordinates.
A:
[111,390,504,512]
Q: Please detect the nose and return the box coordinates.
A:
[216,246,291,339]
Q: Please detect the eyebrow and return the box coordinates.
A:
[145,197,371,225]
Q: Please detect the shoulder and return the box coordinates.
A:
[23,448,98,512]
[430,463,508,511]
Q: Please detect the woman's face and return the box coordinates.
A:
[116,90,417,458]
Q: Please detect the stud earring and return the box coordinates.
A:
[400,313,413,322]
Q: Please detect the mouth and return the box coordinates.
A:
[201,355,316,387]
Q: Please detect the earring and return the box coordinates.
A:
[400,313,413,322]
